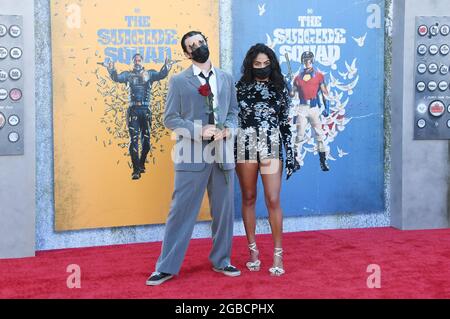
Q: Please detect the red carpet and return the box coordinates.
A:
[1,227,450,299]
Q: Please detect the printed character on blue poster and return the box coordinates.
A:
[290,51,330,172]
[100,54,174,180]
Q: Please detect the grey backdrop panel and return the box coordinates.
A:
[391,0,450,230]
[0,0,35,258]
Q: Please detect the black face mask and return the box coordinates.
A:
[252,65,271,79]
[191,45,210,63]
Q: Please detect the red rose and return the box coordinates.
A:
[198,84,212,97]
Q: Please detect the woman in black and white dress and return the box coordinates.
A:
[235,43,300,276]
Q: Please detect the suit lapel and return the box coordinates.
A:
[185,65,202,90]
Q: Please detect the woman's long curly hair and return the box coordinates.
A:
[239,43,286,92]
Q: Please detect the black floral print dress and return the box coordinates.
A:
[234,80,300,179]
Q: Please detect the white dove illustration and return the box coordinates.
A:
[295,149,307,166]
[335,75,359,95]
[319,56,338,68]
[258,3,266,16]
[352,32,367,47]
[332,97,350,113]
[338,71,348,80]
[326,130,337,143]
[345,58,358,79]
[265,33,279,50]
[303,146,316,153]
[329,72,343,88]
[327,153,337,161]
[337,146,349,158]
[327,90,344,104]
[337,117,352,126]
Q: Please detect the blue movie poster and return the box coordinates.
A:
[232,0,385,216]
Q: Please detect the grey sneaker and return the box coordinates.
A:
[146,271,173,286]
[212,265,241,277]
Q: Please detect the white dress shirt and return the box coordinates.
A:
[192,64,218,124]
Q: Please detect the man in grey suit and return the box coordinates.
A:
[146,31,240,286]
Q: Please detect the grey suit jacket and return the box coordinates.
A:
[164,65,238,171]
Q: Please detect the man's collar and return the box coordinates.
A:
[302,67,315,75]
[192,64,216,77]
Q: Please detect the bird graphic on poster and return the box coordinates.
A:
[265,33,279,49]
[326,153,337,161]
[352,32,367,47]
[326,89,344,105]
[338,71,349,79]
[345,58,358,79]
[295,149,307,166]
[337,116,352,126]
[332,97,350,115]
[320,56,338,69]
[329,72,343,88]
[258,3,266,16]
[337,146,349,158]
[303,146,316,153]
[335,75,359,95]
[323,126,338,143]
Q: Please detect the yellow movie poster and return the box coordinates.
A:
[51,0,219,230]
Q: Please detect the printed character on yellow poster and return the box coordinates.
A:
[99,54,176,180]
[51,0,219,230]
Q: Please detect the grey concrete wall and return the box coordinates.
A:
[390,0,406,228]
[34,0,391,251]
[390,0,450,229]
[0,0,36,258]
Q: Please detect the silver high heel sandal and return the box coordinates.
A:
[246,242,261,271]
[269,248,285,276]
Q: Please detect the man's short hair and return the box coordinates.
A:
[301,51,314,64]
[132,53,143,63]
[181,31,208,53]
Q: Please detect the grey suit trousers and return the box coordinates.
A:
[155,163,235,275]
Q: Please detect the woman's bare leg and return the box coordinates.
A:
[260,159,284,270]
[236,161,259,263]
